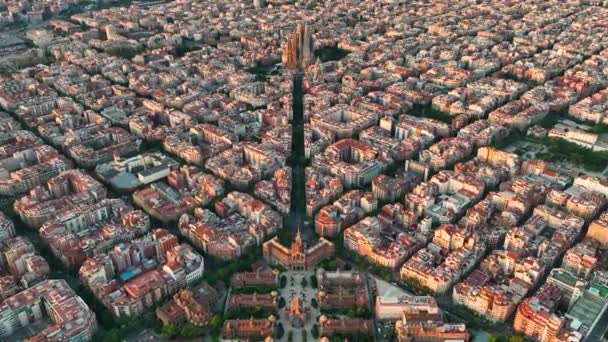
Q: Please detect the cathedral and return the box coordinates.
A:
[262,229,335,271]
[282,22,314,70]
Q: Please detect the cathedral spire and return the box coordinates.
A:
[282,22,314,70]
[295,226,302,245]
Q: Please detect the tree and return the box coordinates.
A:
[539,136,608,172]
[311,324,319,338]
[310,274,318,288]
[142,311,161,331]
[287,330,293,342]
[116,315,142,332]
[161,324,177,338]
[210,314,224,333]
[276,322,285,339]
[232,285,277,295]
[100,311,116,328]
[311,298,318,308]
[301,277,308,288]
[489,335,524,342]
[274,264,288,273]
[508,336,524,342]
[225,306,274,320]
[589,124,608,134]
[400,276,431,296]
[279,297,286,308]
[320,258,338,271]
[179,323,201,338]
[104,330,125,342]
[354,307,372,318]
[280,275,287,288]
[302,329,308,342]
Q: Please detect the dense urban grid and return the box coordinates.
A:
[1,0,608,341]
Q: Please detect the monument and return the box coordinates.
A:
[282,22,314,70]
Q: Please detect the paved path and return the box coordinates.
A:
[276,270,319,341]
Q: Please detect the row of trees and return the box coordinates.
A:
[203,247,263,285]
[399,276,432,296]
[488,335,525,342]
[160,323,203,339]
[231,284,277,295]
[445,303,497,331]
[541,137,608,172]
[309,274,318,288]
[320,307,373,319]
[225,307,278,320]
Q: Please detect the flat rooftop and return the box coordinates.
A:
[567,291,606,329]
